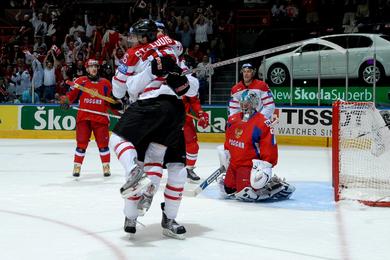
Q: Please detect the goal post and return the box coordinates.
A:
[332,100,390,207]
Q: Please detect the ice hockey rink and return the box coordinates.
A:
[1,139,390,260]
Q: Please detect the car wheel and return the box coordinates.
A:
[359,61,384,85]
[267,64,290,86]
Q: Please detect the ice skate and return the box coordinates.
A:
[137,184,156,216]
[161,202,186,240]
[73,163,81,177]
[124,217,137,238]
[120,165,151,198]
[186,167,200,183]
[102,163,110,177]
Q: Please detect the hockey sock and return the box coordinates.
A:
[99,147,110,163]
[164,163,186,219]
[185,142,199,167]
[144,143,166,190]
[124,196,141,219]
[74,147,86,164]
[110,133,138,177]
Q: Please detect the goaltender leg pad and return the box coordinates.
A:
[235,186,279,202]
[268,178,296,200]
[235,178,295,202]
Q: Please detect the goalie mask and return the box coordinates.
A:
[240,90,259,121]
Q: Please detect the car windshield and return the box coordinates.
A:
[380,35,390,43]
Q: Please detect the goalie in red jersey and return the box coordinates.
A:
[60,59,114,177]
[218,90,295,201]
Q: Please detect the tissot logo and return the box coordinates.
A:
[281,109,332,126]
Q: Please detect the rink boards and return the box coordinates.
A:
[0,104,353,147]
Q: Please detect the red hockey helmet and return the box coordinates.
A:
[84,59,99,68]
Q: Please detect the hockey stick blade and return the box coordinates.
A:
[192,166,225,196]
[357,123,390,138]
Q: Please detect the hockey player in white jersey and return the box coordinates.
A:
[109,20,192,239]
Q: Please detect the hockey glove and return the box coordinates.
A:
[197,111,209,129]
[250,159,272,189]
[59,95,70,110]
[166,74,190,96]
[151,56,182,77]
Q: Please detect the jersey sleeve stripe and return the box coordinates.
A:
[143,87,161,93]
[263,101,275,106]
[113,76,126,84]
[261,95,272,101]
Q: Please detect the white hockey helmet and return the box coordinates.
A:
[240,90,259,121]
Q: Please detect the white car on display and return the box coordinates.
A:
[258,33,390,85]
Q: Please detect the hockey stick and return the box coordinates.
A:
[65,80,119,104]
[186,113,225,132]
[357,123,390,138]
[189,166,226,197]
[72,107,121,119]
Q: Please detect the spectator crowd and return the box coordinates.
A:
[0,0,234,104]
[1,0,390,104]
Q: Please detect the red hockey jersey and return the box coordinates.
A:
[67,76,112,125]
[224,112,278,168]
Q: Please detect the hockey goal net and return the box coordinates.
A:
[332,100,390,206]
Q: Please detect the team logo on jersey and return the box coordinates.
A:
[235,128,243,138]
[118,63,128,74]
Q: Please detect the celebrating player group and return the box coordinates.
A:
[60,18,295,240]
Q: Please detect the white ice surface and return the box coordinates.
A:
[1,139,390,260]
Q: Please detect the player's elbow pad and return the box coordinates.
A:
[112,82,126,99]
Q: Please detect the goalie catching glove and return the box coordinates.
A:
[250,159,272,189]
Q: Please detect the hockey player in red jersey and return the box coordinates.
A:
[229,63,275,120]
[180,57,210,182]
[183,94,209,182]
[218,90,295,201]
[60,59,113,177]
